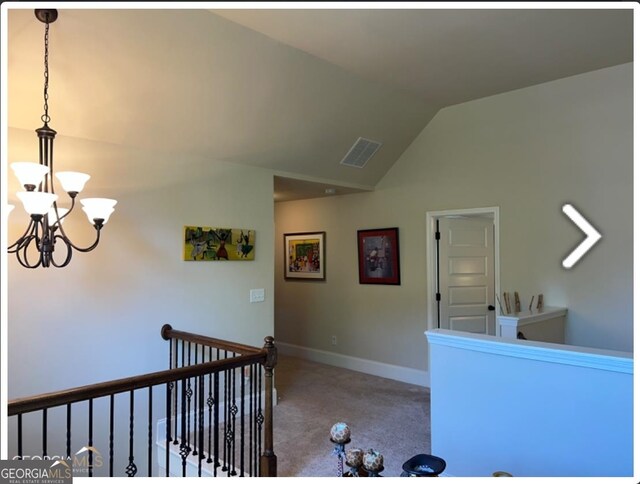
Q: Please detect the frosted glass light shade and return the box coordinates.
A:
[11,162,49,188]
[80,198,117,210]
[55,172,90,193]
[80,198,117,224]
[48,206,69,225]
[16,191,58,215]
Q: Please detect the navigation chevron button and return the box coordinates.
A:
[562,204,602,269]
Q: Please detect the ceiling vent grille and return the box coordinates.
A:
[339,137,382,168]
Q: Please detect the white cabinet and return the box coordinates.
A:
[497,307,567,343]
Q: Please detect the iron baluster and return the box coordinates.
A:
[231,366,238,475]
[240,365,246,476]
[192,344,199,456]
[88,399,93,477]
[176,340,185,446]
[257,364,263,476]
[206,347,213,464]
[213,359,220,476]
[198,375,205,476]
[248,364,253,475]
[109,394,114,477]
[180,378,188,477]
[222,358,229,473]
[126,390,137,477]
[42,408,47,459]
[148,386,153,477]
[186,343,192,453]
[168,337,173,443]
[165,382,171,477]
[17,414,22,459]
[253,364,258,476]
[66,404,71,460]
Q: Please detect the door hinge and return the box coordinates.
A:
[435,231,441,240]
[436,293,441,302]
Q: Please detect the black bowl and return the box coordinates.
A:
[402,454,446,476]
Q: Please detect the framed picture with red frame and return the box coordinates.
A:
[357,227,400,285]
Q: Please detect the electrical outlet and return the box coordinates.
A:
[331,335,337,346]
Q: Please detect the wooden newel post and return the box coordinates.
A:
[260,336,278,477]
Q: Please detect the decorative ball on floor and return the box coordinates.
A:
[363,448,384,477]
[345,448,363,477]
[330,422,351,443]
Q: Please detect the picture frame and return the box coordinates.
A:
[357,227,400,285]
[284,232,326,280]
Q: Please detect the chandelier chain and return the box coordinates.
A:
[41,16,50,125]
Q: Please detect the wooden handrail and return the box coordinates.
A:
[8,326,278,477]
[8,352,265,416]
[161,324,262,356]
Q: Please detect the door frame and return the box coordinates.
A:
[426,207,501,332]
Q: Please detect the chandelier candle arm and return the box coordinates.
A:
[54,223,103,254]
[47,205,70,227]
[8,9,116,269]
[8,219,36,252]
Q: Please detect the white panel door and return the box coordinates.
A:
[438,217,496,335]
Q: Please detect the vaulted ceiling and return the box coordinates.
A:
[7,7,633,201]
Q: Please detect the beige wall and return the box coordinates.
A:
[275,63,633,372]
[7,128,275,399]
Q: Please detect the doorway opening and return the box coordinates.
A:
[426,207,500,335]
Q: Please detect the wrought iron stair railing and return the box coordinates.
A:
[7,324,277,477]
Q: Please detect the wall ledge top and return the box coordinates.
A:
[426,329,632,374]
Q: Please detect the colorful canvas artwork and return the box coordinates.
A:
[184,226,255,261]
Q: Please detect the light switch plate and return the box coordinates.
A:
[250,288,265,303]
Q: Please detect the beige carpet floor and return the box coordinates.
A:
[272,355,431,477]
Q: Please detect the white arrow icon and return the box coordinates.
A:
[562,204,602,269]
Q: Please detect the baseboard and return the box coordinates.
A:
[277,342,430,388]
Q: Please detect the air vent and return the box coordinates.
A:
[339,137,382,168]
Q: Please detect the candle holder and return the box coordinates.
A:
[330,437,351,477]
[330,422,352,477]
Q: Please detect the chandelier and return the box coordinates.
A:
[8,9,116,269]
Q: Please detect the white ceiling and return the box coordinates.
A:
[6,7,633,202]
